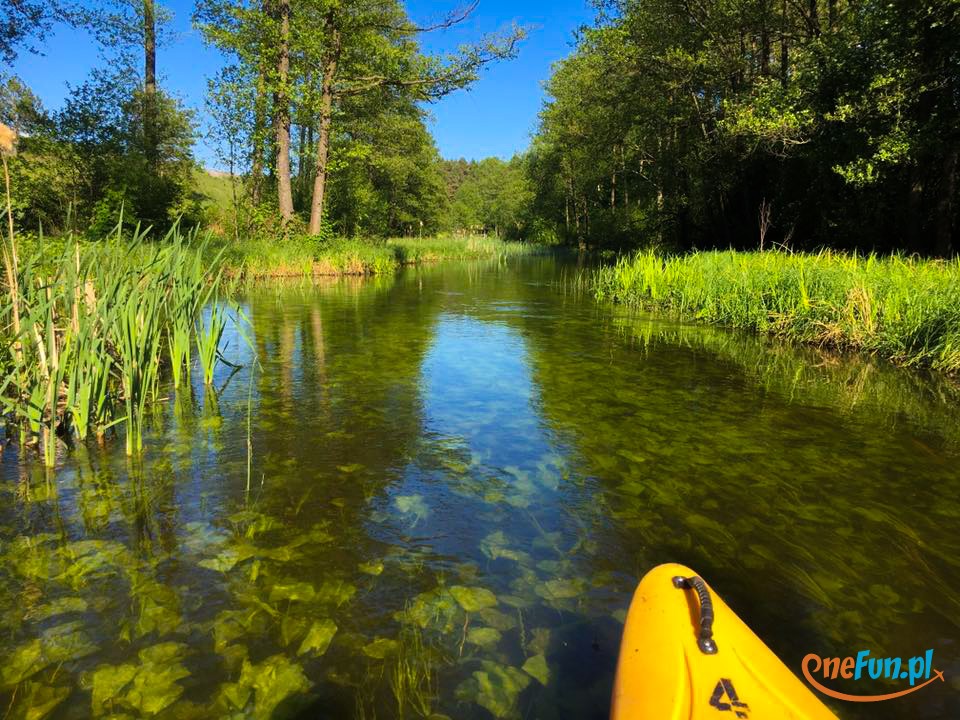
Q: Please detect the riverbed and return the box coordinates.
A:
[1,256,958,719]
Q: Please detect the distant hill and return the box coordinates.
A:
[191,168,236,212]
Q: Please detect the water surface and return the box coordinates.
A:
[1,257,959,719]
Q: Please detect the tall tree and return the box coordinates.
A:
[275,0,293,218]
[300,0,523,234]
[142,0,157,163]
[195,0,275,204]
[84,0,175,165]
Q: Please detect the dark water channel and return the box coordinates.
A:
[1,256,958,719]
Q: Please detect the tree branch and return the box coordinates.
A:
[371,1,480,35]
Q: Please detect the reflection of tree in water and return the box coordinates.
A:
[246,273,445,489]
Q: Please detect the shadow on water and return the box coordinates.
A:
[0,256,957,719]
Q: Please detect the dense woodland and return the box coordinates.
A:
[528,0,960,255]
[1,0,959,255]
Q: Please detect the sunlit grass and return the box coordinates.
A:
[0,224,225,465]
[595,249,960,372]
[216,234,542,279]
[389,234,541,264]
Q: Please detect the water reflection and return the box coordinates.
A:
[0,258,957,719]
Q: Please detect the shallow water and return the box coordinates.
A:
[1,256,959,719]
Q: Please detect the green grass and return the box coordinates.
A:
[191,169,237,214]
[1,224,225,466]
[595,249,960,373]
[215,234,543,279]
[389,235,541,263]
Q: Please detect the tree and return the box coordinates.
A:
[82,0,175,165]
[196,0,523,234]
[56,69,196,231]
[526,0,960,255]
[0,0,75,62]
[194,0,274,205]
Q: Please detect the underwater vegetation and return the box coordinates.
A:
[0,258,957,720]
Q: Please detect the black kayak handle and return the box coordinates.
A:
[673,575,718,655]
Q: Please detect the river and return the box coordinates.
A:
[0,256,958,719]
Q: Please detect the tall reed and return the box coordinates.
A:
[0,220,226,466]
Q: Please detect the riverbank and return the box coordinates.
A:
[595,250,960,373]
[0,226,226,467]
[215,234,542,278]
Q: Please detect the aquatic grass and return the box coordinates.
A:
[595,249,960,372]
[387,624,443,719]
[114,266,165,456]
[196,303,228,386]
[0,221,227,465]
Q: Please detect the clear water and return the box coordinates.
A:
[1,256,958,719]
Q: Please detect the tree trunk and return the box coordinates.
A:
[808,0,820,37]
[308,18,341,235]
[296,122,306,174]
[935,148,957,257]
[143,0,157,165]
[780,0,789,87]
[275,0,294,221]
[250,64,268,205]
[756,0,770,76]
[907,165,923,252]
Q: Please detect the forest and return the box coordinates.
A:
[4,1,958,257]
[526,0,960,255]
[2,0,525,241]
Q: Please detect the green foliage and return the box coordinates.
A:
[596,249,960,372]
[439,156,534,240]
[326,107,450,237]
[455,661,531,718]
[522,654,550,686]
[87,643,190,716]
[4,70,199,234]
[0,0,71,63]
[297,619,337,657]
[449,585,498,613]
[217,654,310,719]
[0,224,226,465]
[528,0,960,255]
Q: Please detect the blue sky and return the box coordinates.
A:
[11,0,594,166]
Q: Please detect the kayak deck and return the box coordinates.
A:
[611,563,838,720]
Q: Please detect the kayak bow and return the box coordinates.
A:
[611,563,838,719]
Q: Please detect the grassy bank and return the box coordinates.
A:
[216,234,542,278]
[1,227,227,466]
[595,250,960,373]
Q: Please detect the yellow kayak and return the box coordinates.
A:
[611,563,838,719]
